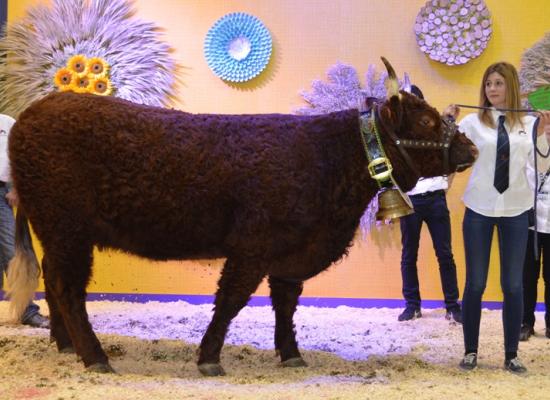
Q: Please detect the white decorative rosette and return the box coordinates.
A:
[415,0,492,65]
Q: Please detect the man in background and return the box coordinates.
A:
[397,85,462,323]
[0,113,49,328]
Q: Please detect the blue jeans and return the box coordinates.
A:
[0,185,40,322]
[462,207,528,354]
[400,190,460,311]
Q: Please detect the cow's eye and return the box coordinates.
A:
[420,117,432,127]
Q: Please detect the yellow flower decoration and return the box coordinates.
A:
[53,68,75,91]
[67,54,88,76]
[71,75,92,93]
[90,77,113,96]
[54,55,113,95]
[87,57,109,78]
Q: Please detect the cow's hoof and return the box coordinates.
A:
[86,363,116,374]
[281,357,307,368]
[198,363,226,376]
[59,346,75,354]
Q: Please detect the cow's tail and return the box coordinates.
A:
[6,209,40,322]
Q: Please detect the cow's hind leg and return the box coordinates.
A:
[268,276,307,367]
[198,257,266,376]
[43,240,114,373]
[42,257,74,353]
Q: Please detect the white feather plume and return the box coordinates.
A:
[0,0,178,117]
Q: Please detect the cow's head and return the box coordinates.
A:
[375,58,477,192]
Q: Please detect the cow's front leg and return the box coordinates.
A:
[198,257,266,376]
[268,275,306,367]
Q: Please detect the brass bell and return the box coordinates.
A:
[375,187,414,221]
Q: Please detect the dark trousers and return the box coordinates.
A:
[523,230,550,328]
[400,190,459,311]
[0,185,41,322]
[462,208,528,354]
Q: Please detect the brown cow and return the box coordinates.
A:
[6,60,476,376]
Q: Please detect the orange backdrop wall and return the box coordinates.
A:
[7,0,550,304]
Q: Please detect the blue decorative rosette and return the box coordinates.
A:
[204,12,272,82]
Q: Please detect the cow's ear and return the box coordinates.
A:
[389,95,403,122]
[379,95,403,130]
[379,103,394,123]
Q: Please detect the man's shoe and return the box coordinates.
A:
[22,313,50,329]
[459,353,477,370]
[504,357,527,374]
[519,324,534,341]
[445,308,462,323]
[397,307,421,322]
[546,327,550,339]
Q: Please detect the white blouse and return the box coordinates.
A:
[0,114,15,183]
[407,176,448,196]
[459,110,537,217]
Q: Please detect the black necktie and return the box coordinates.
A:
[494,115,509,193]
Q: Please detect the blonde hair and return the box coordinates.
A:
[478,61,524,129]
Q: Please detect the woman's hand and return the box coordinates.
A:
[536,110,550,141]
[443,104,460,121]
[446,173,455,191]
[6,188,18,207]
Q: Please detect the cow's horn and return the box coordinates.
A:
[402,72,412,93]
[381,56,399,98]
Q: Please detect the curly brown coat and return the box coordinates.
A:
[7,91,475,376]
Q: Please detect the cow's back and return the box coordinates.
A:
[9,92,367,261]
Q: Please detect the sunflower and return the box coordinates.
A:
[90,76,113,96]
[87,57,109,78]
[67,54,88,76]
[53,67,74,91]
[71,75,92,93]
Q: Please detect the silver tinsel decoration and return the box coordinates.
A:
[519,31,550,109]
[0,0,178,117]
[295,62,408,116]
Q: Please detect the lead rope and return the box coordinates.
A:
[531,118,546,261]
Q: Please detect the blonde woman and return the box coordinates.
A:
[446,61,550,373]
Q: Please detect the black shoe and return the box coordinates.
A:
[22,313,50,329]
[398,307,421,321]
[546,327,550,339]
[445,308,462,323]
[459,353,477,370]
[504,357,527,374]
[519,324,534,341]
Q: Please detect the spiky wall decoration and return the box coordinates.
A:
[0,0,177,117]
[295,62,408,115]
[295,62,411,236]
[519,31,550,109]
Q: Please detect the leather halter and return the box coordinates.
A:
[374,105,459,178]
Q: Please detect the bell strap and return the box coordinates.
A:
[359,108,393,188]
